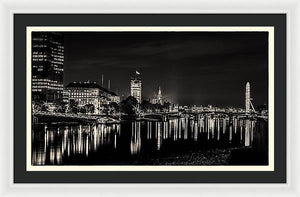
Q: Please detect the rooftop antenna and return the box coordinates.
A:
[108,80,110,90]
[101,74,104,87]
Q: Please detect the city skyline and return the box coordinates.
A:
[63,31,268,107]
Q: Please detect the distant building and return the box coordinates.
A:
[31,32,64,103]
[130,71,142,103]
[65,81,120,114]
[151,86,163,105]
[169,104,179,112]
[65,82,102,114]
[108,92,121,103]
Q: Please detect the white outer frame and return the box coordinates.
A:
[0,0,297,196]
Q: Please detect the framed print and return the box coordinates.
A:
[13,14,286,183]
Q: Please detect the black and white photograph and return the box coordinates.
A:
[29,27,271,168]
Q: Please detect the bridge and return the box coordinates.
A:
[32,111,123,124]
[138,111,180,121]
[32,111,98,124]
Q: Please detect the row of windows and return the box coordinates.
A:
[32,86,63,91]
[50,61,63,65]
[53,58,64,62]
[32,78,61,83]
[32,84,63,89]
[32,45,48,48]
[65,89,119,98]
[32,58,47,62]
[50,41,63,45]
[51,51,64,55]
[53,68,64,72]
[33,51,47,54]
[33,84,63,89]
[52,54,64,59]
[32,56,64,60]
[32,89,42,92]
[69,92,98,96]
[32,38,47,41]
[67,89,98,93]
[32,81,63,86]
[33,55,48,58]
[50,47,64,51]
[32,86,63,92]
[32,82,63,89]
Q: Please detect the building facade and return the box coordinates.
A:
[32,32,64,103]
[108,92,121,104]
[65,82,101,114]
[130,73,142,103]
[65,81,120,114]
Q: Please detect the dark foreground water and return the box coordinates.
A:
[32,115,268,165]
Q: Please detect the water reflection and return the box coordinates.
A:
[32,115,264,165]
[130,122,141,154]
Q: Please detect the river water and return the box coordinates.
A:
[32,115,268,165]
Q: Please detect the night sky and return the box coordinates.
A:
[63,31,268,108]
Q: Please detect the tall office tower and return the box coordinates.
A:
[130,71,142,103]
[245,82,250,113]
[31,32,64,103]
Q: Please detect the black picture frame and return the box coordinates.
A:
[14,14,286,183]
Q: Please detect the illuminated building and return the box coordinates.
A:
[65,82,101,114]
[130,71,142,103]
[108,92,121,103]
[65,81,120,114]
[151,86,163,105]
[32,32,64,103]
[169,104,179,112]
